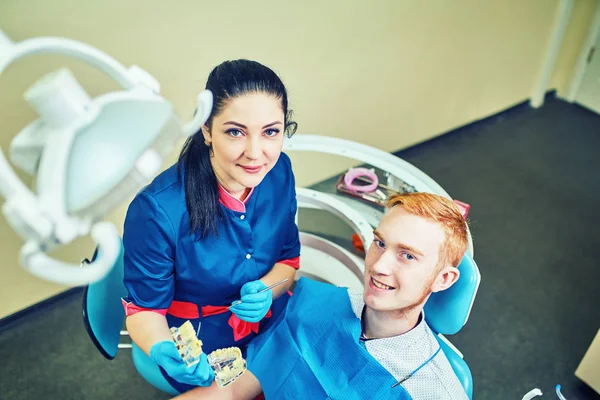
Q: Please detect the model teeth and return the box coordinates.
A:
[208,347,246,388]
[372,278,393,290]
[170,321,204,367]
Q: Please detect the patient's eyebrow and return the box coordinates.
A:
[373,229,425,256]
[397,244,425,257]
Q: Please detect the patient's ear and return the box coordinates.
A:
[431,265,460,293]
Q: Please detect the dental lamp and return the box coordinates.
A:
[0,30,212,286]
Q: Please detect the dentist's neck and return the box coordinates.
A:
[211,162,246,199]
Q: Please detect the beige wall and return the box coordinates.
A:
[551,0,599,96]
[0,0,595,318]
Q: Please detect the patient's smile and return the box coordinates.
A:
[371,277,395,290]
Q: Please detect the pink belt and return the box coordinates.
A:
[167,300,272,342]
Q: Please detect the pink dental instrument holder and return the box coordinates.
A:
[343,168,379,193]
[336,168,390,207]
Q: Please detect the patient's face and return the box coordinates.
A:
[363,206,445,314]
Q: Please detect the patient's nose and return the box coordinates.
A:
[371,251,394,275]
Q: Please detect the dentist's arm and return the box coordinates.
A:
[126,311,172,355]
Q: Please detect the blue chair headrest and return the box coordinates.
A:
[424,252,481,335]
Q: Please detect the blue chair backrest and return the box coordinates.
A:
[82,243,127,359]
[424,252,481,335]
[82,242,180,394]
[423,252,480,400]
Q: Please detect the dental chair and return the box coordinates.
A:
[81,127,479,400]
[81,135,480,397]
[81,224,480,399]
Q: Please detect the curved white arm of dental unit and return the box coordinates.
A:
[0,30,211,286]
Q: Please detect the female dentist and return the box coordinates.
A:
[121,59,300,393]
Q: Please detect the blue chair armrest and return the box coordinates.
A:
[435,335,473,400]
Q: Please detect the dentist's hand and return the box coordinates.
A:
[149,341,214,387]
[230,280,273,323]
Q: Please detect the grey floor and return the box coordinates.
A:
[1,96,599,399]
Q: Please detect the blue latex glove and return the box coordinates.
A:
[230,280,273,323]
[149,340,214,387]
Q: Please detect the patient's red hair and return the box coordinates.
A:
[386,192,469,269]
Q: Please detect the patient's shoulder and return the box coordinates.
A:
[402,326,468,400]
[346,288,364,319]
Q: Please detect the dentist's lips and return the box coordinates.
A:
[240,165,263,174]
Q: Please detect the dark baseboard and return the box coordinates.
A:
[0,287,83,332]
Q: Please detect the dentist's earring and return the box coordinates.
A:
[204,138,214,156]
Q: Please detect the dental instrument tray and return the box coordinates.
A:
[336,167,417,207]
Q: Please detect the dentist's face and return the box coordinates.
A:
[363,206,446,314]
[203,92,285,198]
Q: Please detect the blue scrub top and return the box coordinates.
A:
[122,152,300,356]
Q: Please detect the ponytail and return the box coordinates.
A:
[178,133,224,239]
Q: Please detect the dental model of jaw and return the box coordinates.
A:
[170,320,204,367]
[207,346,247,388]
[170,320,247,388]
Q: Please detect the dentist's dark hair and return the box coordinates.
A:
[178,59,297,239]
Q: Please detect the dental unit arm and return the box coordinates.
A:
[0,30,212,286]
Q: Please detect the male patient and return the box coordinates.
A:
[175,192,470,400]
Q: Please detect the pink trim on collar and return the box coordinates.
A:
[218,184,254,212]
